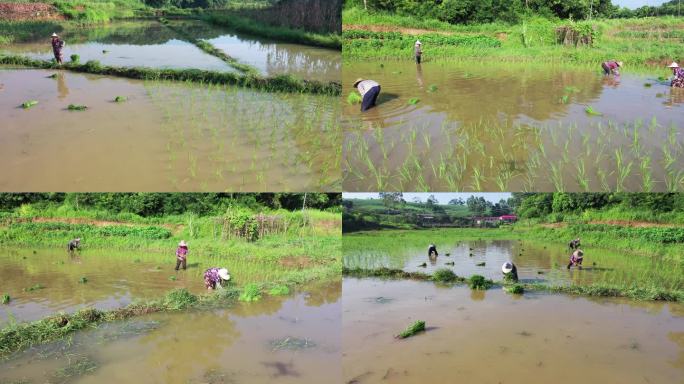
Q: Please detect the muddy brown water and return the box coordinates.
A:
[0,20,341,82]
[0,69,340,191]
[343,61,684,191]
[0,283,341,384]
[343,278,684,384]
[343,238,684,290]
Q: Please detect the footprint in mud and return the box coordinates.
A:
[261,361,299,378]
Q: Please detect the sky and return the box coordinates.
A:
[343,193,512,205]
[614,0,670,8]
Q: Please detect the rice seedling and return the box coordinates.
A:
[24,284,45,292]
[468,275,492,290]
[585,106,602,116]
[395,320,425,339]
[347,92,362,105]
[54,356,98,379]
[428,84,438,92]
[238,283,262,302]
[433,268,457,283]
[268,285,290,296]
[270,337,316,351]
[79,277,88,284]
[407,97,420,105]
[67,104,88,111]
[21,100,38,109]
[1,294,9,305]
[503,284,524,294]
[163,289,198,310]
[70,54,80,63]
[475,262,486,266]
[114,96,128,102]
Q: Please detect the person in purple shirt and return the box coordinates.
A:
[51,33,65,64]
[668,62,684,88]
[567,249,584,270]
[601,60,622,76]
[204,267,231,290]
[175,240,188,270]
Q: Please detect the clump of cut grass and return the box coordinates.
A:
[70,54,80,63]
[2,294,9,305]
[54,355,98,379]
[21,100,38,109]
[427,84,438,92]
[268,285,290,296]
[24,283,44,292]
[468,275,492,290]
[79,277,88,284]
[396,320,425,339]
[433,268,457,283]
[407,97,420,105]
[347,92,362,105]
[504,284,524,294]
[270,337,316,351]
[585,106,602,116]
[67,104,88,111]
[168,275,177,281]
[239,283,262,302]
[163,288,197,310]
[114,96,127,103]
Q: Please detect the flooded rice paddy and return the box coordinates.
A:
[343,278,684,384]
[0,69,340,191]
[0,20,340,81]
[343,61,684,191]
[0,283,341,384]
[0,246,315,325]
[343,233,684,290]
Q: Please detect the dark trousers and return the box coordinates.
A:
[601,63,611,75]
[361,85,381,112]
[416,55,421,64]
[175,258,186,270]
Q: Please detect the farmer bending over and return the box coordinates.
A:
[568,237,581,250]
[51,33,65,65]
[67,238,81,252]
[175,240,188,270]
[428,244,438,257]
[204,267,231,290]
[668,62,684,88]
[502,261,518,282]
[414,40,423,64]
[567,249,584,270]
[601,60,622,76]
[353,78,381,112]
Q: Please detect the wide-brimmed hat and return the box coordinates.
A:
[502,261,514,274]
[51,33,58,37]
[218,268,231,281]
[575,250,584,256]
[353,78,364,87]
[617,61,623,67]
[415,40,422,45]
[178,240,187,247]
[668,62,680,68]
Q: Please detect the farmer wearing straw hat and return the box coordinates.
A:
[353,78,381,112]
[204,267,231,290]
[601,60,622,76]
[502,261,518,282]
[567,249,584,270]
[415,40,423,64]
[668,62,684,88]
[175,240,188,270]
[50,33,65,64]
[67,238,81,252]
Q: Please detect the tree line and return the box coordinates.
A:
[0,193,341,217]
[345,0,682,24]
[512,193,684,218]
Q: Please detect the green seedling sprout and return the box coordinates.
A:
[396,320,425,339]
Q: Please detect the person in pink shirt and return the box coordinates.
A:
[175,240,188,270]
[601,60,622,76]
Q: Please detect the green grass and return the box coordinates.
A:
[468,275,493,290]
[347,91,362,104]
[432,268,458,283]
[113,95,127,102]
[0,55,341,95]
[268,284,290,296]
[503,283,524,294]
[67,104,88,111]
[2,294,10,305]
[395,320,425,339]
[205,13,341,49]
[343,9,684,69]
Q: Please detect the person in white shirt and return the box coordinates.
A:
[353,78,381,112]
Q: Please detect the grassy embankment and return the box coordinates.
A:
[0,54,341,95]
[343,7,684,73]
[0,204,341,357]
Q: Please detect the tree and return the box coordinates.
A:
[466,196,491,216]
[448,197,465,205]
[379,192,403,210]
